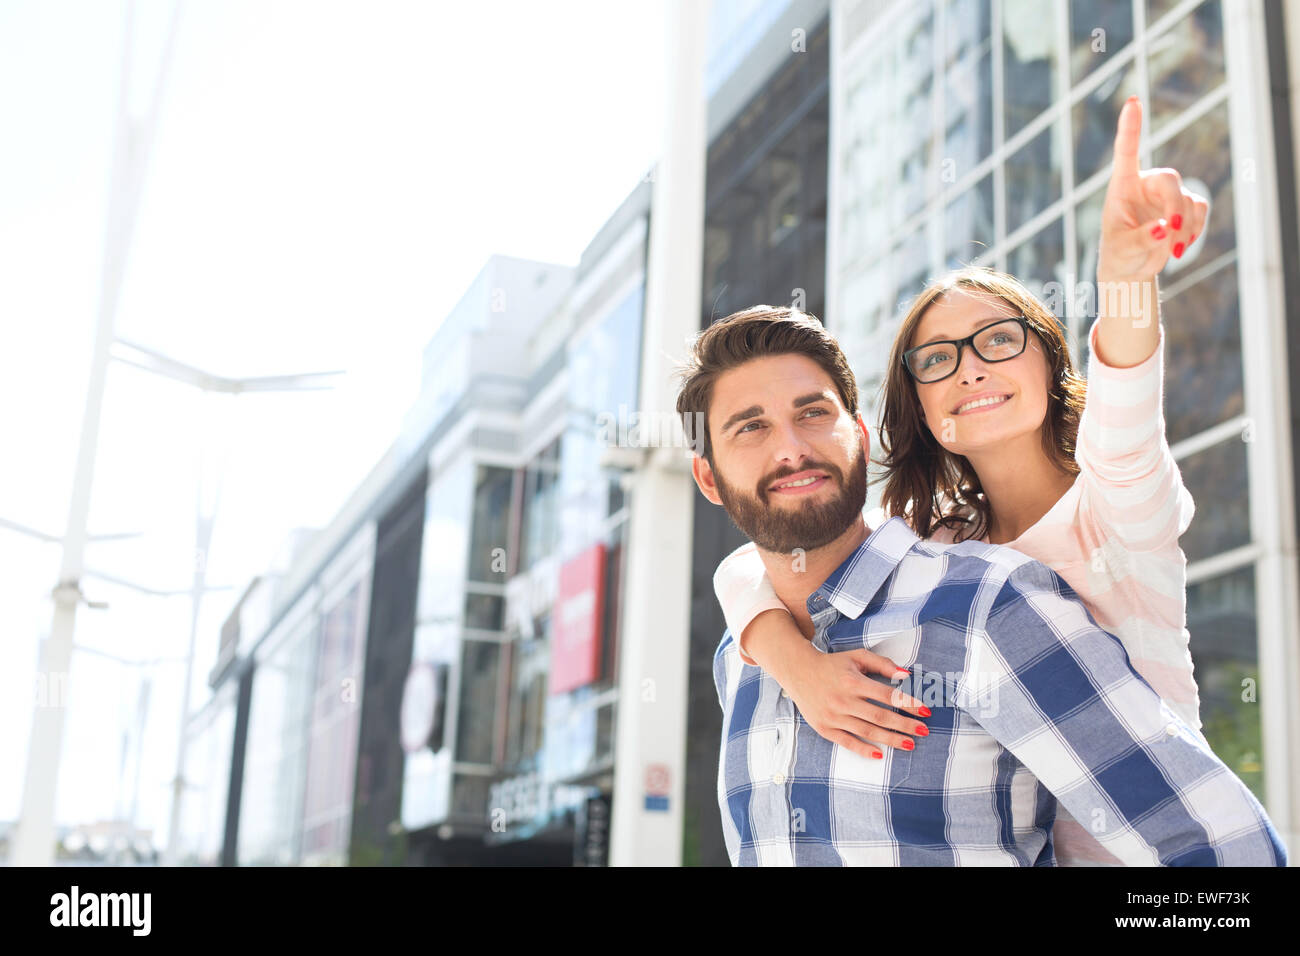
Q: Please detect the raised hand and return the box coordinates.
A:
[1097,96,1209,284]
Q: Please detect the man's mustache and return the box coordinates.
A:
[758,461,844,501]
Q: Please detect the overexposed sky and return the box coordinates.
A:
[0,0,665,847]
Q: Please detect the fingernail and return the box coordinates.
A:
[871,751,883,759]
[900,739,915,751]
[1173,242,1185,258]
[918,706,932,717]
[1171,213,1182,230]
[915,725,929,736]
[894,668,910,676]
[1151,225,1166,240]
[1189,233,1197,244]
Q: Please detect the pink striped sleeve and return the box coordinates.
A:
[712,542,786,666]
[1075,318,1196,550]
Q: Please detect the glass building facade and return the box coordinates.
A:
[829,0,1292,811]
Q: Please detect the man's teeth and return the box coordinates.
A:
[777,476,822,489]
[958,395,1009,413]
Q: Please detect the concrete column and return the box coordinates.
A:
[609,0,707,866]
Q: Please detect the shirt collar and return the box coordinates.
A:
[807,516,920,620]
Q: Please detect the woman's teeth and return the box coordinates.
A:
[957,395,1009,413]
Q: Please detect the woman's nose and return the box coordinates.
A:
[957,346,989,384]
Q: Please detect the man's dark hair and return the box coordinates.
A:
[675,305,859,464]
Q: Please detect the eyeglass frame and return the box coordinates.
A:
[901,316,1033,384]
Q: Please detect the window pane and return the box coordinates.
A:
[468,466,513,582]
[1071,56,1138,185]
[1002,0,1062,139]
[1186,566,1264,802]
[465,592,505,631]
[1153,102,1232,268]
[1072,184,1107,357]
[944,173,994,267]
[1005,120,1064,236]
[1147,0,1224,136]
[456,640,501,765]
[943,0,993,174]
[1178,437,1250,563]
[1069,0,1134,83]
[1163,262,1243,445]
[1008,216,1066,309]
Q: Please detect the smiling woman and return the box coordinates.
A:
[880,269,1086,544]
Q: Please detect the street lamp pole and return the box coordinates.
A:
[10,0,182,867]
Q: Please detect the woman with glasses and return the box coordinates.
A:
[711,97,1210,866]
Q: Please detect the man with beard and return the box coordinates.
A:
[676,305,1285,866]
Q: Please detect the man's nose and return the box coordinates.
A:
[770,418,814,467]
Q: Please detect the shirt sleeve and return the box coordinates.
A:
[713,541,788,667]
[1075,318,1196,552]
[965,560,1287,866]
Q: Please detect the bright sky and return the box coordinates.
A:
[0,0,665,850]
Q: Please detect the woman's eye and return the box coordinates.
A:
[922,353,948,369]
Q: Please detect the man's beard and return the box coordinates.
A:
[712,446,868,555]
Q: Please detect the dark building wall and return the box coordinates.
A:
[684,16,830,867]
[349,469,426,866]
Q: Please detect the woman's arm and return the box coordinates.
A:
[1094,97,1207,367]
[1076,97,1205,551]
[714,544,930,758]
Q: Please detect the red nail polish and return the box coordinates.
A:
[915,725,929,736]
[894,668,910,676]
[1151,225,1166,240]
[871,751,883,759]
[1189,233,1197,244]
[1173,242,1185,258]
[900,739,915,751]
[1171,213,1182,230]
[918,706,932,717]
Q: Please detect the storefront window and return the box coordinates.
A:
[239,613,318,865]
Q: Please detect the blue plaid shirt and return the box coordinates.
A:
[713,517,1288,866]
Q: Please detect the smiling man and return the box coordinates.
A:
[676,305,1286,866]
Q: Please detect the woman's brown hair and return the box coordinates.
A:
[877,267,1088,543]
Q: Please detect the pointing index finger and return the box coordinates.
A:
[1111,95,1143,183]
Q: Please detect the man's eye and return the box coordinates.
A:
[803,408,827,418]
[737,421,762,434]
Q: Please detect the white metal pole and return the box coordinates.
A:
[164,390,224,865]
[11,0,182,866]
[608,0,706,866]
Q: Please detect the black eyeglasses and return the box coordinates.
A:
[902,317,1030,384]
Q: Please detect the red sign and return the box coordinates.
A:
[549,543,607,694]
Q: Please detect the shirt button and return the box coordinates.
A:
[1165,723,1179,736]
[780,688,789,698]
[772,772,785,785]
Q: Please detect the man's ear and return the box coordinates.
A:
[855,413,871,458]
[692,454,724,506]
